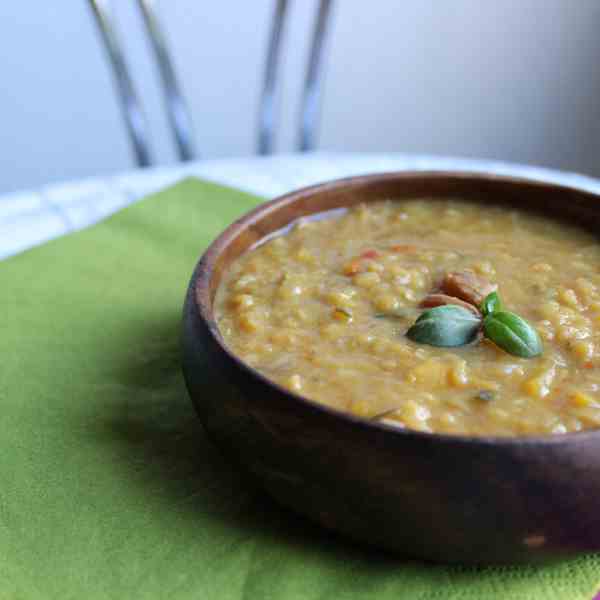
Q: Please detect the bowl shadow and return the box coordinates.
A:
[97,313,573,593]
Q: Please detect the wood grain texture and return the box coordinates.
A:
[182,172,600,564]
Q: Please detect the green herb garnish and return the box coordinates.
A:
[476,390,495,402]
[406,305,481,347]
[374,309,412,320]
[480,291,501,317]
[483,310,542,358]
[479,291,542,357]
[406,291,542,358]
[370,408,402,421]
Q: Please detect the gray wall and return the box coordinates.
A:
[1,1,599,193]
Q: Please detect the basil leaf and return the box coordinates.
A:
[407,305,481,347]
[483,311,542,358]
[481,291,501,317]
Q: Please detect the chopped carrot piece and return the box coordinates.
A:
[343,259,363,276]
[390,244,417,253]
[360,249,380,259]
[584,362,594,369]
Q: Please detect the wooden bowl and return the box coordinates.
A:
[182,172,600,564]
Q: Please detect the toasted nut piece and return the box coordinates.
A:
[420,293,481,316]
[440,271,497,306]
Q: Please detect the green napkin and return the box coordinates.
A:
[2,177,599,600]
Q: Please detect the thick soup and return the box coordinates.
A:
[215,199,600,436]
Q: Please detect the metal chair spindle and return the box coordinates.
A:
[88,0,153,167]
[298,0,334,152]
[136,0,196,161]
[258,0,289,155]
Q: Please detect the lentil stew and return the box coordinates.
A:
[214,198,600,436]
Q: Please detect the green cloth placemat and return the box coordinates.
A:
[2,177,599,600]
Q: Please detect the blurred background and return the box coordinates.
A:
[1,0,599,194]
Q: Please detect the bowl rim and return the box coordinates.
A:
[192,169,600,446]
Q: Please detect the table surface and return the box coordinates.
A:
[3,154,600,598]
[3,151,600,261]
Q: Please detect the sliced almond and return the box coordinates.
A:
[440,271,497,307]
[420,293,481,316]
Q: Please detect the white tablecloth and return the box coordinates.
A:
[2,152,600,260]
